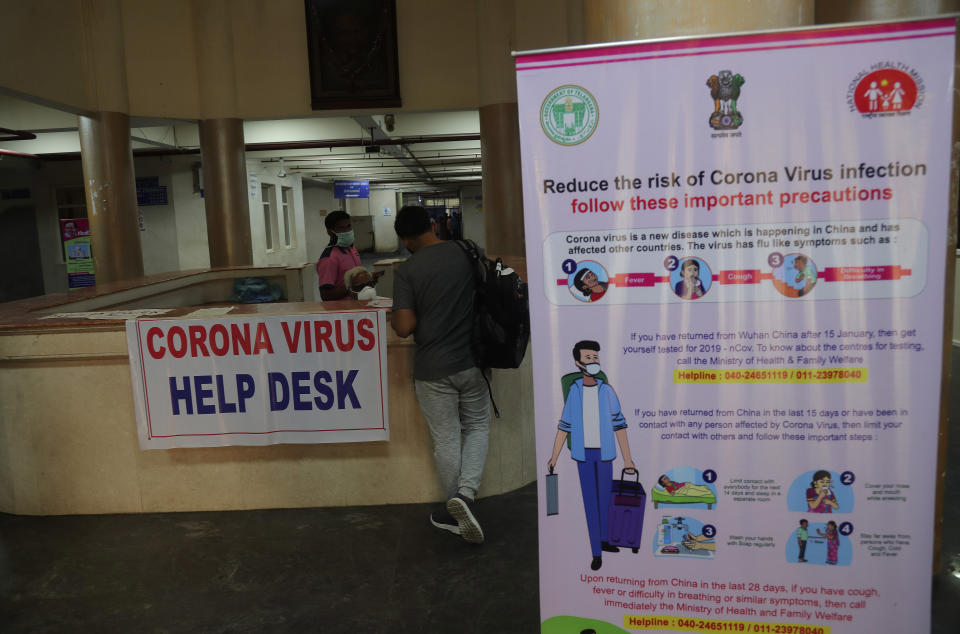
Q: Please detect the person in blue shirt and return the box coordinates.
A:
[548,340,636,570]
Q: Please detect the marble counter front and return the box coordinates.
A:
[0,268,535,515]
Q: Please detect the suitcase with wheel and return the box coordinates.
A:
[607,469,645,552]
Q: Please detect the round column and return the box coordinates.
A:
[78,111,144,284]
[478,0,525,258]
[199,118,253,267]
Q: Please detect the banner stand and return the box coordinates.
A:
[517,16,958,634]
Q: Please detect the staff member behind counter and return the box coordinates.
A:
[316,210,381,300]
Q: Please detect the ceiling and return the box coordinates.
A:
[0,94,482,193]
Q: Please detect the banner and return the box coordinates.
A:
[126,311,389,449]
[517,18,955,634]
[61,218,94,289]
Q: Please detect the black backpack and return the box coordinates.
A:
[455,240,531,415]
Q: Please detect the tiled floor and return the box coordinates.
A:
[2,353,959,633]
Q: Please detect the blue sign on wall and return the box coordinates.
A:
[334,180,370,199]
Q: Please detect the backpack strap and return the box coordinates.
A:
[453,239,501,418]
[454,239,482,282]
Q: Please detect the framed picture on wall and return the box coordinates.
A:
[304,0,401,110]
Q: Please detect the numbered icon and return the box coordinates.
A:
[701,524,717,538]
[561,259,577,274]
[840,471,855,486]
[838,522,854,536]
[664,255,679,271]
[702,469,718,483]
[768,252,784,268]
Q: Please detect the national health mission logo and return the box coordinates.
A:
[540,85,599,145]
[848,63,924,118]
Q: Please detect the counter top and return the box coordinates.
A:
[0,265,377,332]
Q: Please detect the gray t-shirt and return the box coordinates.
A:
[392,241,475,380]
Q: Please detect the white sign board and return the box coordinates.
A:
[127,311,389,448]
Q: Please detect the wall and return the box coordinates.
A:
[1,0,482,119]
[0,154,316,298]
[133,157,181,275]
[170,156,210,270]
[0,327,536,514]
[459,184,484,247]
[246,160,308,268]
[370,189,398,253]
[347,189,399,253]
[0,159,86,295]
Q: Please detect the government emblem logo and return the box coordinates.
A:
[849,64,924,118]
[540,85,599,145]
[706,70,745,130]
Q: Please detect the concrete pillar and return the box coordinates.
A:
[479,0,815,260]
[76,0,144,284]
[192,0,252,267]
[478,103,524,258]
[476,0,586,258]
[199,118,253,267]
[78,111,144,284]
[477,0,525,258]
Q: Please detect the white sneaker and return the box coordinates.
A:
[446,495,484,544]
[430,512,460,535]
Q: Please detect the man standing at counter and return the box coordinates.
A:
[390,205,489,544]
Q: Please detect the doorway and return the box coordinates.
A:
[0,206,45,302]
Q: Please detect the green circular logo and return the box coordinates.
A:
[540,85,599,146]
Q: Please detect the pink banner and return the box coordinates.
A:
[518,18,955,634]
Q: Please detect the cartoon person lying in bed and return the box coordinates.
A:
[658,475,715,497]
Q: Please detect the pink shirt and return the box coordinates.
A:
[316,245,362,290]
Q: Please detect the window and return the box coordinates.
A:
[56,187,88,262]
[281,187,294,248]
[261,184,277,251]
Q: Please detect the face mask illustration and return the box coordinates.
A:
[583,363,601,376]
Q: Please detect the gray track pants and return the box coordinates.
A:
[414,366,491,501]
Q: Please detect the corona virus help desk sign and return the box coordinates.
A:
[126,311,389,449]
[516,18,956,634]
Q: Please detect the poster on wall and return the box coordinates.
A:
[61,218,94,289]
[126,311,390,449]
[516,18,955,634]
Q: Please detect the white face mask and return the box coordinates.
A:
[583,363,601,376]
[356,286,377,301]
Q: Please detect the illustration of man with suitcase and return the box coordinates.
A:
[547,340,637,571]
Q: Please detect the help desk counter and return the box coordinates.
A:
[0,263,534,515]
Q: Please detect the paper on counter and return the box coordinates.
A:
[181,307,236,318]
[40,308,173,320]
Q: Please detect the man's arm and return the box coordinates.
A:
[547,429,569,471]
[390,266,416,337]
[320,284,349,301]
[606,386,636,472]
[391,309,417,338]
[614,428,636,473]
